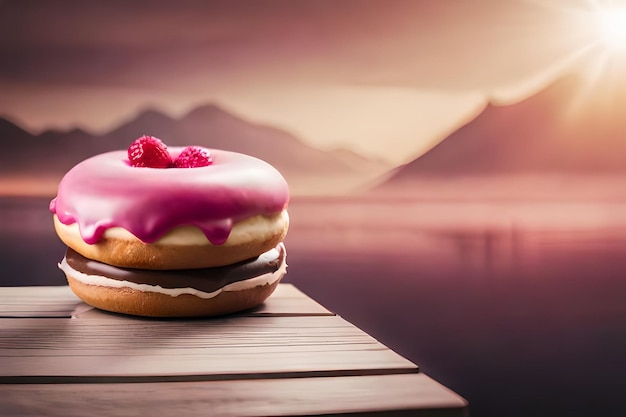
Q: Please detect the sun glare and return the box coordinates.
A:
[594,6,626,51]
[535,0,626,119]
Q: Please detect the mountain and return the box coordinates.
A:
[104,104,374,177]
[384,74,626,186]
[0,104,390,195]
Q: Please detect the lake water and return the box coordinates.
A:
[2,195,626,417]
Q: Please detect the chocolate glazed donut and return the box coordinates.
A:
[60,244,287,317]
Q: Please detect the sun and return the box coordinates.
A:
[594,6,626,51]
[531,1,626,119]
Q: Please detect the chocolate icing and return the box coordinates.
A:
[64,244,285,293]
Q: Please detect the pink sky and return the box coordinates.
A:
[0,0,618,164]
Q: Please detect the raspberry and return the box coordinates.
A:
[127,136,172,168]
[174,146,213,168]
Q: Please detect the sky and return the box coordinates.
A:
[0,0,619,164]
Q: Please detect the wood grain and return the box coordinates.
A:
[0,315,416,382]
[0,285,469,416]
[0,286,80,318]
[0,373,468,417]
[0,284,331,318]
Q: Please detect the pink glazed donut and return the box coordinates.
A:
[50,146,290,270]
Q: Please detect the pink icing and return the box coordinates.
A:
[50,147,289,245]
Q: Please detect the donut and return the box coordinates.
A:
[50,143,290,269]
[60,244,286,317]
[50,136,290,317]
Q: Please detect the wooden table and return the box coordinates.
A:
[0,284,468,416]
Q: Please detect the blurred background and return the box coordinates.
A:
[2,1,626,416]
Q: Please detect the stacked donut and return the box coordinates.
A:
[50,136,289,317]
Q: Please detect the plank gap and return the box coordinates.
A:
[0,366,419,385]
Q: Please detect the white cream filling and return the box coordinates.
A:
[59,244,287,299]
[60,210,288,246]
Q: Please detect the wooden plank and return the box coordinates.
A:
[0,286,80,318]
[0,373,468,417]
[0,284,332,318]
[248,283,332,316]
[0,315,416,382]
